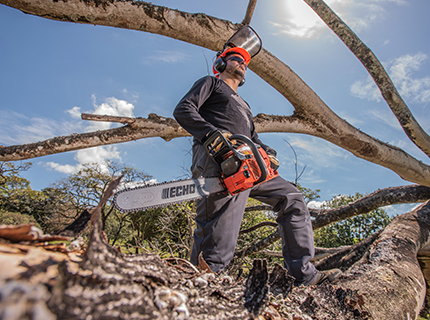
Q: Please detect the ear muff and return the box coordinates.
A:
[238,78,245,87]
[214,55,227,73]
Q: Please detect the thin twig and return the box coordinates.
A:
[239,221,277,234]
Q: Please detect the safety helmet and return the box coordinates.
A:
[213,26,262,78]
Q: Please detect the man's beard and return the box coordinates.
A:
[225,64,245,81]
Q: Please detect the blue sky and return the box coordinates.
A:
[1,0,429,216]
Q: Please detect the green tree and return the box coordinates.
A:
[125,201,196,258]
[52,161,153,244]
[314,193,392,248]
[296,183,321,204]
[0,161,79,233]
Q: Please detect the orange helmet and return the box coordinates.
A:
[212,47,251,77]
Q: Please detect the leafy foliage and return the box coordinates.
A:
[296,183,321,204]
[51,161,153,243]
[313,193,392,248]
[0,210,40,228]
[124,202,196,257]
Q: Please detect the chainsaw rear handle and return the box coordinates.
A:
[203,131,233,165]
[230,134,268,184]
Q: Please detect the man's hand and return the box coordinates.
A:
[204,131,236,153]
[220,132,237,146]
[268,154,279,171]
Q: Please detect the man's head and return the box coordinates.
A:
[213,47,250,76]
[213,47,250,86]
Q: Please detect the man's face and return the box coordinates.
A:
[224,53,247,80]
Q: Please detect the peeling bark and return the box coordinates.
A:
[3,200,429,319]
[1,180,430,319]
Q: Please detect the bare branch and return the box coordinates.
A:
[0,114,188,161]
[313,230,382,271]
[239,221,277,235]
[312,184,430,229]
[242,0,258,25]
[235,229,280,258]
[260,232,380,268]
[303,0,430,158]
[237,184,430,257]
[245,204,273,212]
[81,113,137,125]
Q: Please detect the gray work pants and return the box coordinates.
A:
[190,144,318,285]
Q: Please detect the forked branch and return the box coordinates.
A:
[303,0,430,158]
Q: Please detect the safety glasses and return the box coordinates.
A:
[226,56,248,68]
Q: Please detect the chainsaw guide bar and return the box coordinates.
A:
[113,177,224,212]
[114,132,279,213]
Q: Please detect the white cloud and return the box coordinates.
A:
[350,76,382,102]
[75,146,121,165]
[142,50,188,65]
[45,162,78,174]
[0,110,83,145]
[66,106,82,119]
[308,200,326,209]
[85,95,135,132]
[270,0,405,39]
[45,146,122,175]
[45,96,135,174]
[351,52,430,104]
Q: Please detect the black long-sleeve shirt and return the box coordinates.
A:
[174,76,276,156]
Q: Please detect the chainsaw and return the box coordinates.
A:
[113,131,279,212]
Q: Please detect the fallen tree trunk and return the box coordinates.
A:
[1,182,430,319]
[42,190,430,319]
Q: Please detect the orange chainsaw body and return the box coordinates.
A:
[221,145,278,195]
[204,131,278,196]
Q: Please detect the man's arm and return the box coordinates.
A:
[173,76,218,143]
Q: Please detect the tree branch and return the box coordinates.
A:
[81,113,137,125]
[313,230,382,271]
[303,0,430,158]
[242,0,258,25]
[237,184,430,258]
[0,114,188,161]
[2,112,430,188]
[1,0,429,187]
[312,184,430,229]
[239,221,277,234]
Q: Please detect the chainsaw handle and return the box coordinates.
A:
[230,134,268,184]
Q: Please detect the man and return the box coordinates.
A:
[173,47,338,286]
